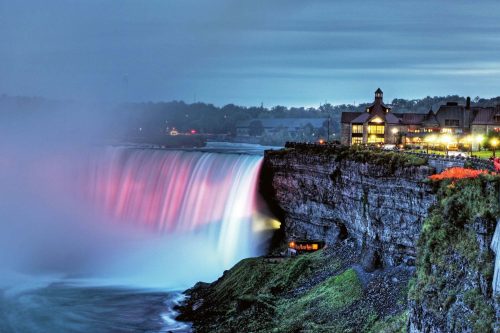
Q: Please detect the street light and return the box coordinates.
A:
[467,135,473,157]
[476,135,485,153]
[391,128,399,145]
[424,135,436,154]
[441,134,453,156]
[491,138,499,158]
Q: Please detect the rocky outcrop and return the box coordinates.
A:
[408,179,498,333]
[261,148,435,270]
[261,147,499,331]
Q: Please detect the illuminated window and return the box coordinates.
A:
[352,124,363,134]
[368,135,384,144]
[368,125,385,134]
[441,128,452,134]
[351,137,363,145]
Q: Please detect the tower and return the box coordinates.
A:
[374,88,383,104]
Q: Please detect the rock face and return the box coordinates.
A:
[261,148,436,269]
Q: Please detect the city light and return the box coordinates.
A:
[424,135,437,143]
[491,138,499,158]
[441,134,453,145]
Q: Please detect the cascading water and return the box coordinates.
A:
[83,147,264,269]
[0,143,275,332]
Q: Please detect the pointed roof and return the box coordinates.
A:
[341,112,363,123]
[375,88,383,94]
[422,108,439,126]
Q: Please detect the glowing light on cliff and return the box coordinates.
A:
[82,148,264,266]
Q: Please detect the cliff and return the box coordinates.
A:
[409,176,498,332]
[261,146,435,271]
[178,146,499,332]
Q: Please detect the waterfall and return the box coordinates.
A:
[491,219,500,293]
[82,147,265,272]
[0,145,270,289]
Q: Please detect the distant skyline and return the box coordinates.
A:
[2,0,500,107]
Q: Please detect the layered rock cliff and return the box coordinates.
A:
[179,146,499,332]
[261,146,435,270]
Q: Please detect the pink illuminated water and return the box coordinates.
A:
[82,147,264,268]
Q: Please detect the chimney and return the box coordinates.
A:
[466,96,471,110]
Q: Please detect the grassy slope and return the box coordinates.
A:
[179,247,410,333]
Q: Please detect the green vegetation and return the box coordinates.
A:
[472,150,496,159]
[366,311,408,333]
[271,145,428,172]
[336,146,427,169]
[276,269,363,332]
[410,174,499,331]
[181,250,408,333]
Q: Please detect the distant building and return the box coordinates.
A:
[236,118,327,139]
[341,88,500,146]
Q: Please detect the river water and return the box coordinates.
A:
[0,142,277,333]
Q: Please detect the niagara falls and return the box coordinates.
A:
[0,142,274,332]
[3,1,500,332]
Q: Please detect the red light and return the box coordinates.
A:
[190,129,197,134]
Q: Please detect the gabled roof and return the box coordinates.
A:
[384,112,401,124]
[366,102,391,116]
[471,107,496,125]
[350,113,371,123]
[398,113,426,125]
[341,112,363,123]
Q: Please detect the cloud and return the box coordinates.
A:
[1,0,500,105]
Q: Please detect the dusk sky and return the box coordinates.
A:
[2,0,500,106]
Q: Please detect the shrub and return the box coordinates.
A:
[428,167,488,181]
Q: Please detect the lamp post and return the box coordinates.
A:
[491,138,499,158]
[476,135,485,154]
[391,127,399,145]
[424,135,436,154]
[441,134,452,156]
[468,135,473,157]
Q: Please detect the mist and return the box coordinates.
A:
[0,104,267,293]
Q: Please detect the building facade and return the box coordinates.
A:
[341,88,500,146]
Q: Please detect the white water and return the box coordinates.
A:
[0,144,275,332]
[491,219,500,293]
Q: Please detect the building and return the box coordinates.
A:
[236,118,327,138]
[341,88,500,147]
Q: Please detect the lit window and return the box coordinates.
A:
[368,135,384,144]
[352,125,363,134]
[368,125,385,134]
[351,137,363,145]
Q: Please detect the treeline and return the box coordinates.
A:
[2,94,500,138]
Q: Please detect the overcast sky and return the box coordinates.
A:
[2,0,500,106]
